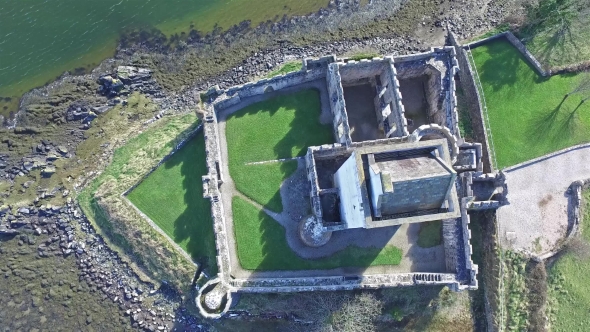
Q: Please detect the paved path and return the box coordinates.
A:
[498,144,590,254]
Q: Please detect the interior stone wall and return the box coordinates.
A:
[326,63,352,145]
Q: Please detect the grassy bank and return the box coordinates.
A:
[78,112,200,290]
[546,189,590,331]
[225,89,332,212]
[127,133,217,274]
[470,39,587,168]
[265,62,302,78]
[232,196,402,270]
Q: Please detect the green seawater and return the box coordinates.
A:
[0,0,328,117]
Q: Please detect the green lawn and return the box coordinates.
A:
[230,161,298,213]
[265,61,301,78]
[547,189,590,332]
[225,89,333,212]
[127,133,218,273]
[471,39,587,168]
[417,220,442,248]
[232,196,403,271]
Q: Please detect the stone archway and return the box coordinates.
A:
[409,124,459,164]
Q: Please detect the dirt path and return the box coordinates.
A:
[498,144,590,254]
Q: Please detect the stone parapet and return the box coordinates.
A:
[227,272,460,293]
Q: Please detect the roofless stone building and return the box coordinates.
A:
[197,47,507,317]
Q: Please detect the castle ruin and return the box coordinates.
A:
[198,46,507,317]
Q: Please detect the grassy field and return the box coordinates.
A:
[417,220,442,248]
[78,112,201,290]
[547,189,590,332]
[520,0,590,69]
[470,39,587,168]
[265,61,301,78]
[127,133,217,273]
[225,89,333,212]
[232,196,402,271]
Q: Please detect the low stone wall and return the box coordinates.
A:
[122,123,203,196]
[530,179,586,262]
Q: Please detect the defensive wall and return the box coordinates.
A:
[198,48,495,317]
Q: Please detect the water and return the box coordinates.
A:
[0,0,328,118]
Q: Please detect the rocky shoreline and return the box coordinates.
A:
[0,0,515,330]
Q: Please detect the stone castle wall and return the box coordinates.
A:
[326,63,352,145]
[448,32,494,172]
[201,50,481,305]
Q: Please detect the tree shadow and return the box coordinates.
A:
[553,105,582,144]
[476,39,524,91]
[528,96,568,142]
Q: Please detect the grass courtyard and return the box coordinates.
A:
[225,88,333,212]
[470,39,588,168]
[127,133,218,273]
[232,196,403,270]
[547,189,590,331]
[225,89,405,271]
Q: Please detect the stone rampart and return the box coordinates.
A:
[448,32,494,173]
[228,272,460,293]
[202,103,233,286]
[458,197,478,290]
[446,47,461,137]
[213,64,326,111]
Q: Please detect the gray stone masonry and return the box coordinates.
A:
[448,32,494,173]
[196,48,505,317]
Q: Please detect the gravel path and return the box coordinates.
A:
[498,144,590,254]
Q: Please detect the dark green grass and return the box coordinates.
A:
[547,189,590,331]
[265,61,301,78]
[127,133,217,273]
[456,84,474,140]
[417,220,442,248]
[232,196,402,271]
[231,161,298,213]
[471,39,587,168]
[225,89,333,212]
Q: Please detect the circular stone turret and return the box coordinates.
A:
[298,215,332,247]
[196,278,233,319]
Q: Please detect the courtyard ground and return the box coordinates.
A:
[497,144,590,255]
[470,38,587,168]
[232,196,403,271]
[127,133,218,273]
[224,88,333,212]
[217,85,446,273]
